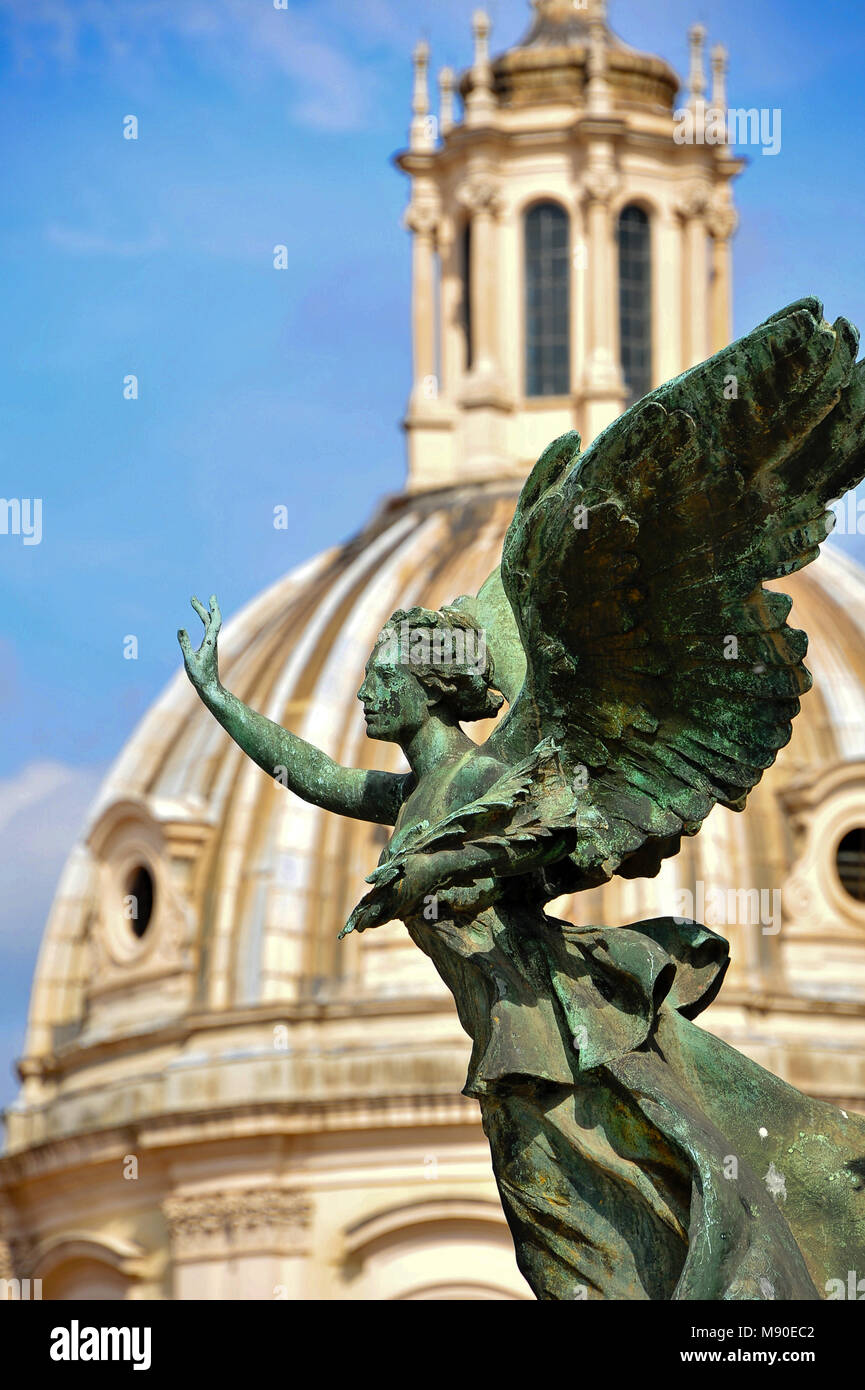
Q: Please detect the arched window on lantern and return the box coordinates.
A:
[525,201,571,398]
[461,220,473,372]
[618,204,652,406]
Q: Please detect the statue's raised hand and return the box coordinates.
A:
[178,595,222,695]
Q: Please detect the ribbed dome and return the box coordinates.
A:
[460,0,679,115]
[20,480,865,1081]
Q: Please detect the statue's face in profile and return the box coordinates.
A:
[358,647,430,745]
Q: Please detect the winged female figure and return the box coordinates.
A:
[180,299,865,1301]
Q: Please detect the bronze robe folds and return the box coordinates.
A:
[407,909,865,1301]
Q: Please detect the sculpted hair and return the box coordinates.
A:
[382,606,504,721]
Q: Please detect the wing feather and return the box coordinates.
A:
[480,298,865,888]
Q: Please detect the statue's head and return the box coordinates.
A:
[358,606,504,744]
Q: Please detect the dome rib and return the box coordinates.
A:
[207,509,427,1011]
[240,510,454,1007]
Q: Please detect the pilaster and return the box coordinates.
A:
[677,183,711,369]
[580,163,627,440]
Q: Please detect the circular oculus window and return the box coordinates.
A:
[124,864,155,939]
[835,828,865,905]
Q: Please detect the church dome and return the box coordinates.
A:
[460,0,680,116]
[12,480,865,1154]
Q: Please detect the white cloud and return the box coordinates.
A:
[44,224,167,257]
[0,759,104,1109]
[0,0,381,131]
[0,760,105,952]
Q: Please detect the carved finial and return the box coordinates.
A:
[412,40,430,117]
[439,67,456,136]
[710,43,728,145]
[410,40,434,151]
[586,9,611,115]
[466,10,496,124]
[473,9,492,71]
[688,23,707,107]
[711,43,728,110]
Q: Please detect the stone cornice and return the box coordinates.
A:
[0,1092,480,1188]
[396,120,747,180]
[6,981,865,1188]
[4,1044,475,1155]
[18,991,459,1084]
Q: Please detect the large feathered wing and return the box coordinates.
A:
[471,297,865,890]
[341,299,865,938]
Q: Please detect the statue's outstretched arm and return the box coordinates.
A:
[178,596,408,825]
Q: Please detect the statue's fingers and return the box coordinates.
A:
[190,596,210,627]
[209,595,222,633]
[178,629,193,661]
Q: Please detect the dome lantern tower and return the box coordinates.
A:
[397,0,744,492]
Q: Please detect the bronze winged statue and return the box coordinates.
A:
[179,298,865,1300]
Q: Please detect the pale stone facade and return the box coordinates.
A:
[3,1,865,1301]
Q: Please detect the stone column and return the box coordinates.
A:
[403,186,458,491]
[677,184,711,369]
[404,195,441,409]
[654,206,684,382]
[437,214,460,397]
[452,170,512,479]
[707,197,739,353]
[457,173,506,401]
[581,164,627,440]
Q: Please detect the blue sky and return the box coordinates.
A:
[0,0,864,1110]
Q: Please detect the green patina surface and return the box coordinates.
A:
[180,299,865,1300]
